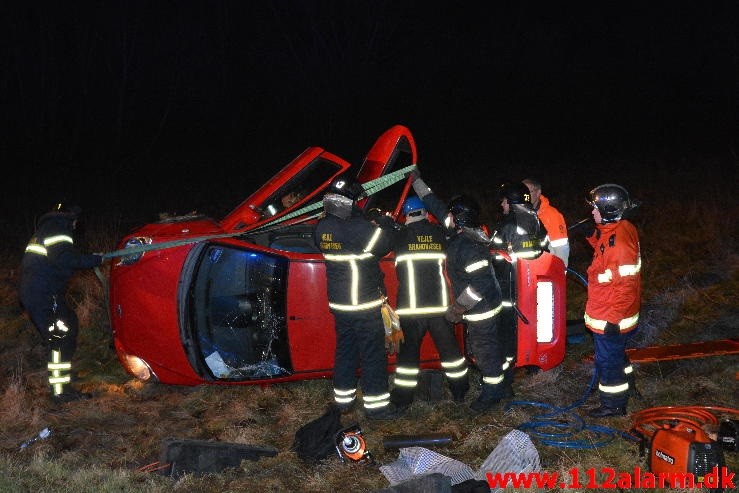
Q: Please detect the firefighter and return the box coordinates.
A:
[582,184,641,418]
[410,171,505,414]
[314,175,402,420]
[19,204,105,403]
[490,182,550,395]
[522,178,570,268]
[390,196,469,409]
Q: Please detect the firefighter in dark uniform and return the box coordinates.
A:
[582,184,641,417]
[19,204,104,403]
[410,171,505,413]
[314,175,402,420]
[390,196,469,409]
[491,182,549,395]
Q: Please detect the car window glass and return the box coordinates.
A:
[259,158,342,217]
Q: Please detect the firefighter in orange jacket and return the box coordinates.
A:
[522,178,569,268]
[582,184,641,418]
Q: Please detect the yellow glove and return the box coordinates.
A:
[381,300,404,354]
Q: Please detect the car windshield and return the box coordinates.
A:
[187,245,292,380]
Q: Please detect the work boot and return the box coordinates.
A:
[335,401,356,414]
[501,385,515,399]
[52,390,92,404]
[469,385,502,414]
[365,403,404,421]
[587,405,627,418]
[502,365,516,399]
[449,379,470,404]
[390,388,414,411]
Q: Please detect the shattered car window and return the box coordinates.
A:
[188,245,292,380]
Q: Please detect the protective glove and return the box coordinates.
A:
[374,214,396,230]
[444,302,466,324]
[604,322,620,337]
[385,326,405,355]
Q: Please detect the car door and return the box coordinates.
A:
[355,124,417,218]
[219,147,352,232]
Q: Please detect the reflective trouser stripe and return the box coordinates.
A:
[446,368,468,379]
[363,392,391,409]
[48,350,72,396]
[394,366,419,388]
[482,374,504,385]
[441,357,468,379]
[599,382,629,394]
[463,304,503,321]
[334,387,357,405]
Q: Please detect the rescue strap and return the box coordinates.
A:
[100,164,417,260]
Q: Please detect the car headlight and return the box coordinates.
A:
[120,353,157,381]
[118,236,152,266]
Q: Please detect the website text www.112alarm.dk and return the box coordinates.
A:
[486,466,735,489]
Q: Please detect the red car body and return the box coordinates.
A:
[109,125,566,386]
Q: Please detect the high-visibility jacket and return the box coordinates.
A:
[535,195,569,267]
[584,219,641,334]
[393,218,449,316]
[315,212,393,312]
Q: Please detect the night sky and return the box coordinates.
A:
[2,2,737,233]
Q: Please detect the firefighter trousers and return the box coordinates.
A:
[499,306,518,389]
[20,290,78,396]
[331,310,390,409]
[466,315,511,399]
[393,316,468,401]
[593,328,637,409]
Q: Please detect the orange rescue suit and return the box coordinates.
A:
[584,220,641,334]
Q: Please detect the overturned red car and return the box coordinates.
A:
[109,125,566,386]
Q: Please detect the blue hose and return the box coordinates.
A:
[566,268,588,288]
[506,370,639,449]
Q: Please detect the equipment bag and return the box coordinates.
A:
[292,404,344,464]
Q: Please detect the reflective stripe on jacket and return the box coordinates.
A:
[315,213,392,312]
[393,218,450,316]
